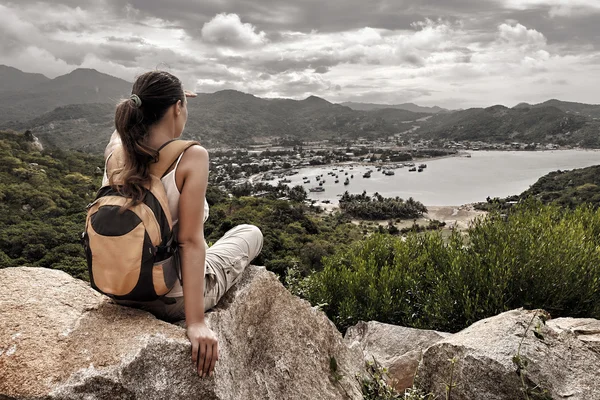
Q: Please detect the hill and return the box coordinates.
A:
[341,101,449,113]
[9,90,428,150]
[2,65,600,149]
[514,99,600,119]
[414,104,600,147]
[0,66,130,125]
[521,164,600,208]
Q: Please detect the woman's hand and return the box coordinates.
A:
[187,321,219,377]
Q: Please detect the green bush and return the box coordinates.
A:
[306,201,600,332]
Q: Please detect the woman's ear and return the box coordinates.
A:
[175,100,182,117]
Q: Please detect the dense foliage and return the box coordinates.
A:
[0,131,103,278]
[304,201,600,333]
[339,191,427,220]
[522,165,600,208]
[204,196,363,277]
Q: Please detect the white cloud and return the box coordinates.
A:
[201,13,267,47]
[1,2,599,109]
[498,22,547,47]
[502,0,600,17]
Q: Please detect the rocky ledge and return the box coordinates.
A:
[0,266,363,400]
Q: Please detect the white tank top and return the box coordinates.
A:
[102,148,209,298]
[102,150,209,225]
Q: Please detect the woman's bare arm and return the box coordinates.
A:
[176,145,218,377]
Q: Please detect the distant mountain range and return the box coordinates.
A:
[340,101,449,114]
[0,65,130,125]
[1,65,599,151]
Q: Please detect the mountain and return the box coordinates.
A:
[8,89,427,151]
[514,99,600,119]
[341,101,449,114]
[414,104,600,147]
[0,66,130,125]
[2,66,599,150]
[0,65,50,92]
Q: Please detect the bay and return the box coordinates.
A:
[273,150,600,206]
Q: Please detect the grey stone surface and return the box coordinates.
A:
[417,309,600,400]
[0,266,363,400]
[345,321,450,393]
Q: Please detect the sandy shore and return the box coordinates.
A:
[315,202,487,231]
[424,204,487,230]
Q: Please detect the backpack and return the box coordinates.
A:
[82,140,200,302]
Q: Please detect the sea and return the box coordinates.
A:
[270,150,600,206]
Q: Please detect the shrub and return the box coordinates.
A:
[305,201,600,333]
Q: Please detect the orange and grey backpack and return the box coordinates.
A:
[82,140,200,302]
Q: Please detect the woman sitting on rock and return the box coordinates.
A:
[101,70,263,377]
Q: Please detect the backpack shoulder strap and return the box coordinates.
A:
[149,140,202,179]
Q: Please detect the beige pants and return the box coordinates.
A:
[115,224,263,322]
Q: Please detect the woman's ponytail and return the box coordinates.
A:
[110,71,184,206]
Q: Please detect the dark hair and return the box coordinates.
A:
[112,71,184,204]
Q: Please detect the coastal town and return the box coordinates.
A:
[209,137,565,193]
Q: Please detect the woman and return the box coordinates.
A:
[102,71,263,378]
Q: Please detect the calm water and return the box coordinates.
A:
[272,150,600,206]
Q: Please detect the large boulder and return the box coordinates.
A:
[416,309,600,400]
[0,266,363,400]
[345,321,450,393]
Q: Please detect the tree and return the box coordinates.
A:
[288,185,307,203]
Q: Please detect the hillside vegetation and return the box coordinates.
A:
[0,130,365,280]
[477,164,600,211]
[0,131,103,278]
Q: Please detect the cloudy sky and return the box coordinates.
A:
[1,0,599,108]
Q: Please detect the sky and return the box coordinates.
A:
[0,0,599,109]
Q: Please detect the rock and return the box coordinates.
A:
[416,309,600,400]
[0,266,363,400]
[345,321,450,393]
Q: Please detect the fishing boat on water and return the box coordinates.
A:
[344,178,350,185]
[309,187,325,192]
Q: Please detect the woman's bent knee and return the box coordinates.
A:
[243,224,263,258]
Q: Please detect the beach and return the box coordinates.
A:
[315,201,487,232]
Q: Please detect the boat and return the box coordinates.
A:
[335,179,339,183]
[344,178,350,185]
[383,170,395,176]
[419,164,427,169]
[418,168,423,172]
[309,187,325,192]
[345,172,348,175]
[281,178,291,183]
[363,171,372,178]
[350,175,354,178]
[409,167,416,172]
[318,182,323,186]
